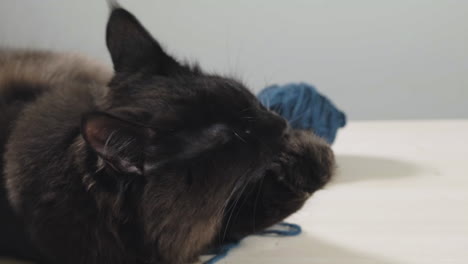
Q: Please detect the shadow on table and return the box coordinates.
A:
[332,154,422,185]
[293,234,399,264]
[225,233,400,264]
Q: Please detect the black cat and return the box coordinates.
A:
[0,6,334,264]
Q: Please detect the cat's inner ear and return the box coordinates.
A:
[106,7,184,75]
[81,112,150,175]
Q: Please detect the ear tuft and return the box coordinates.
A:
[106,0,121,10]
[81,112,149,174]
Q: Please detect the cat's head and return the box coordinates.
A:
[80,7,334,262]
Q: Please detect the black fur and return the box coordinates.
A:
[0,7,334,264]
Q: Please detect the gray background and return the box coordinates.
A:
[1,0,467,120]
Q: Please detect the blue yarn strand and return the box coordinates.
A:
[258,222,302,236]
[203,222,302,264]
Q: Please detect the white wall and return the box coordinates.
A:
[1,0,467,120]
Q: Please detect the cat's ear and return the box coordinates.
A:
[106,7,184,75]
[81,112,152,175]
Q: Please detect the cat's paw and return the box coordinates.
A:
[273,130,335,195]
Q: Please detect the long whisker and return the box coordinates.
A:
[103,130,118,156]
[252,174,265,233]
[239,106,253,113]
[232,130,246,143]
[216,178,243,218]
[216,170,250,242]
[221,179,249,241]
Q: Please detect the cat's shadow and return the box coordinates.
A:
[211,233,399,264]
[288,233,398,264]
[331,154,423,185]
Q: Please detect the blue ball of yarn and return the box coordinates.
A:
[257,83,346,144]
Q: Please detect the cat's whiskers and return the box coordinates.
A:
[232,130,247,143]
[103,130,118,157]
[221,179,249,242]
[252,173,265,233]
[216,179,241,219]
[116,138,135,154]
[213,171,246,232]
[218,165,256,242]
[240,116,255,120]
[239,106,252,113]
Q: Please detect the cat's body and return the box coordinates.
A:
[0,6,334,264]
[0,50,113,261]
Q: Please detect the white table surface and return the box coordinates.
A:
[2,120,467,264]
[202,120,468,264]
